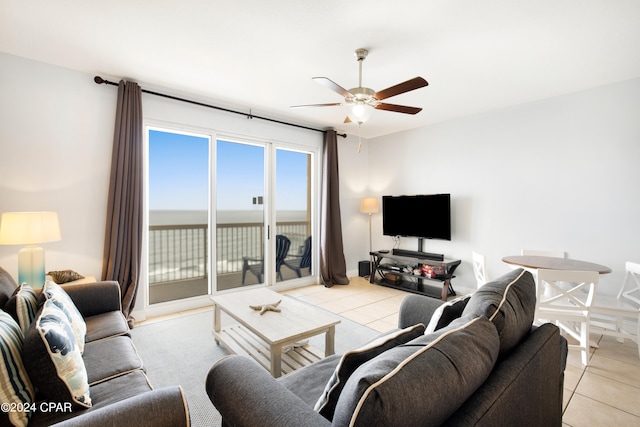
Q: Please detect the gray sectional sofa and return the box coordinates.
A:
[0,266,189,427]
[206,268,568,426]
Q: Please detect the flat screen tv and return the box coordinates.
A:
[382,194,451,241]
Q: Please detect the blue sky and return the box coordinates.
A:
[149,129,309,211]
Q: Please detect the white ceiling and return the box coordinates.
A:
[2,0,640,139]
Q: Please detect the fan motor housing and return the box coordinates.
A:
[348,87,375,100]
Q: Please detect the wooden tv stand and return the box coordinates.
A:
[369,251,461,301]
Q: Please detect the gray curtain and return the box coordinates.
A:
[320,130,349,287]
[102,80,143,327]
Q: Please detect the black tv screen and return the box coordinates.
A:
[382,194,451,240]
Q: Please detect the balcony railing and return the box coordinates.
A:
[149,221,309,284]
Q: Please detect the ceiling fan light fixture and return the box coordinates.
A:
[347,102,372,124]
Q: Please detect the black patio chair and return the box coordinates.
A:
[283,236,311,278]
[241,235,291,284]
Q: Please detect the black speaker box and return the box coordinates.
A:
[358,260,371,277]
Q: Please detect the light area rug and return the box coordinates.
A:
[130,297,380,427]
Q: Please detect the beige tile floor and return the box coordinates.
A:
[282,276,640,427]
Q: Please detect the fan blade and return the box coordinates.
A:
[312,77,353,98]
[375,103,423,115]
[344,116,352,124]
[290,103,343,108]
[374,77,428,100]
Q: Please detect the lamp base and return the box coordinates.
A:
[18,245,45,289]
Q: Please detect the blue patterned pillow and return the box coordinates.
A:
[0,311,35,427]
[23,300,92,408]
[41,280,86,353]
[314,323,426,420]
[5,284,38,335]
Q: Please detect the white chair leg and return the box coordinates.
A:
[581,320,590,366]
[616,315,624,343]
[637,315,640,358]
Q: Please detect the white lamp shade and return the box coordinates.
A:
[347,102,373,124]
[360,198,379,214]
[0,212,61,245]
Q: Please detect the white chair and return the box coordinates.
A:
[588,261,640,358]
[521,249,566,258]
[519,249,566,283]
[472,251,488,289]
[536,269,599,366]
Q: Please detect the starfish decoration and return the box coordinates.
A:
[249,300,282,315]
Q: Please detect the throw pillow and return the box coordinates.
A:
[333,315,499,427]
[0,312,35,427]
[4,284,38,335]
[47,270,85,284]
[41,280,86,353]
[23,300,92,408]
[461,268,536,357]
[314,323,426,420]
[425,294,471,333]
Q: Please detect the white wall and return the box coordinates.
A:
[0,53,114,279]
[337,78,640,294]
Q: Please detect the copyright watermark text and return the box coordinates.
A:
[1,401,73,413]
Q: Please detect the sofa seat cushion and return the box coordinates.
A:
[83,335,144,385]
[23,300,92,408]
[28,369,153,427]
[0,311,35,427]
[314,323,426,419]
[279,354,342,406]
[4,284,37,335]
[461,268,536,357]
[84,311,129,342]
[333,315,499,427]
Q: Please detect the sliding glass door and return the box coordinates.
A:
[215,140,266,290]
[215,142,314,290]
[147,128,210,304]
[275,148,313,282]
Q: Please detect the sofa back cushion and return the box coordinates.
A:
[0,266,19,308]
[461,268,536,357]
[314,323,425,420]
[0,311,35,427]
[333,315,499,427]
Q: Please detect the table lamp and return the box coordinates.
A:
[0,211,61,288]
[360,197,379,258]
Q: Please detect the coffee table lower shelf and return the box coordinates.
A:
[213,324,325,377]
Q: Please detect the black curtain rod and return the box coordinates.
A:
[94,76,346,138]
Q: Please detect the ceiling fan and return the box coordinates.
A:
[292,48,428,124]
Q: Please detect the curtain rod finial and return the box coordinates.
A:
[94,76,105,84]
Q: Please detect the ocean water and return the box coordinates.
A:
[149,209,307,225]
[148,210,308,283]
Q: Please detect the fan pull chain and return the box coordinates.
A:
[357,123,363,153]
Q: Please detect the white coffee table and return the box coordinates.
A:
[211,287,341,377]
